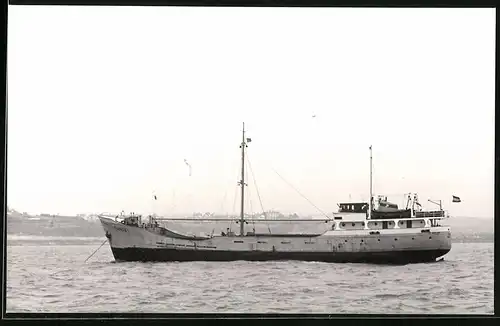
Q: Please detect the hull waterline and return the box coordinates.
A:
[110,247,450,265]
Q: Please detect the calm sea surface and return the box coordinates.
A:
[6,236,494,314]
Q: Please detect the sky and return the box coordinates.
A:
[7,7,495,218]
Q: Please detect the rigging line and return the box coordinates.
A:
[232,172,240,214]
[245,149,272,234]
[219,161,237,214]
[271,168,331,221]
[229,166,241,231]
[246,182,255,232]
[219,189,228,215]
[229,186,237,231]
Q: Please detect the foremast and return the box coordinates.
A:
[238,122,250,236]
[369,145,373,219]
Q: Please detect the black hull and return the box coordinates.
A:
[111,247,450,265]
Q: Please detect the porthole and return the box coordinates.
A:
[361,239,364,243]
[377,239,381,241]
[341,223,345,227]
[394,238,398,241]
[412,237,415,240]
[429,236,432,239]
[361,222,365,226]
[345,239,348,242]
[351,223,355,227]
[374,222,378,226]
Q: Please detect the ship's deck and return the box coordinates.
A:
[251,233,322,237]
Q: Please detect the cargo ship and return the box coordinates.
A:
[99,123,452,264]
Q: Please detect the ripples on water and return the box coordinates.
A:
[6,239,493,314]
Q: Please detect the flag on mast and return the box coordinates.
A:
[184,159,192,176]
[452,195,461,203]
[184,159,191,176]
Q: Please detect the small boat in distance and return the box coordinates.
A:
[98,123,452,264]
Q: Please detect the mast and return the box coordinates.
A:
[369,145,373,219]
[239,122,247,236]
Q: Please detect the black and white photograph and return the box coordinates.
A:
[5,5,495,315]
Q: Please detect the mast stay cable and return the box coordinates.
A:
[271,168,331,221]
[245,149,272,234]
[219,160,239,216]
[229,167,241,232]
[245,181,256,233]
